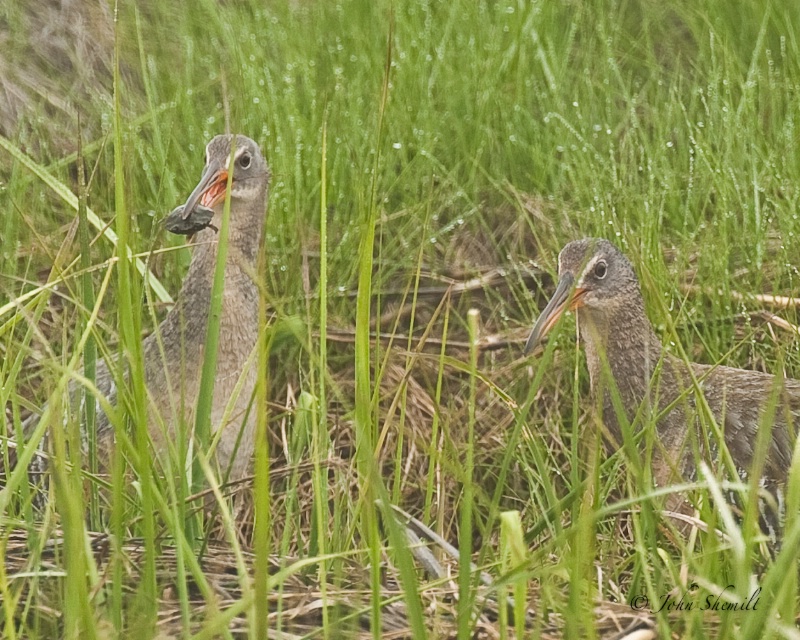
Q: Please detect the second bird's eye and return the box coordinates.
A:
[594,260,607,279]
[238,152,252,169]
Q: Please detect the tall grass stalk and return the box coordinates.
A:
[190,140,236,525]
[353,18,393,639]
[111,5,157,631]
[36,224,102,639]
[313,118,330,635]
[253,272,272,640]
[423,293,450,528]
[457,308,479,640]
[49,396,94,640]
[498,510,527,638]
[76,132,100,531]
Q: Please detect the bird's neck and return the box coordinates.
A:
[577,302,664,442]
[155,192,268,360]
[196,188,268,267]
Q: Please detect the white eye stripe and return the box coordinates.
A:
[580,254,606,281]
[228,147,253,169]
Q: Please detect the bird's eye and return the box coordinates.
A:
[238,152,252,169]
[594,260,608,279]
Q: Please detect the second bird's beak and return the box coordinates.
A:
[524,273,586,355]
[182,159,230,220]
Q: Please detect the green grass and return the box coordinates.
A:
[1,0,800,637]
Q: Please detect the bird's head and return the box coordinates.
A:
[524,238,642,354]
[181,134,269,225]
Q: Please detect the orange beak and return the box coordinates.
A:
[524,273,587,355]
[181,159,230,220]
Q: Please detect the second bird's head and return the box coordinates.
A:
[524,238,642,355]
[183,134,270,223]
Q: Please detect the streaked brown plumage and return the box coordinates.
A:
[18,134,269,485]
[526,238,794,535]
[136,133,269,480]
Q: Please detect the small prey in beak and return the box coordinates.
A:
[164,159,230,236]
[164,204,217,236]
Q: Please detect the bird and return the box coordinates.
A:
[13,133,270,491]
[524,238,794,537]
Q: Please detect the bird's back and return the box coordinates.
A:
[690,362,796,481]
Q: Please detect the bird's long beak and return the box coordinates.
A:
[524,273,587,355]
[182,159,229,220]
